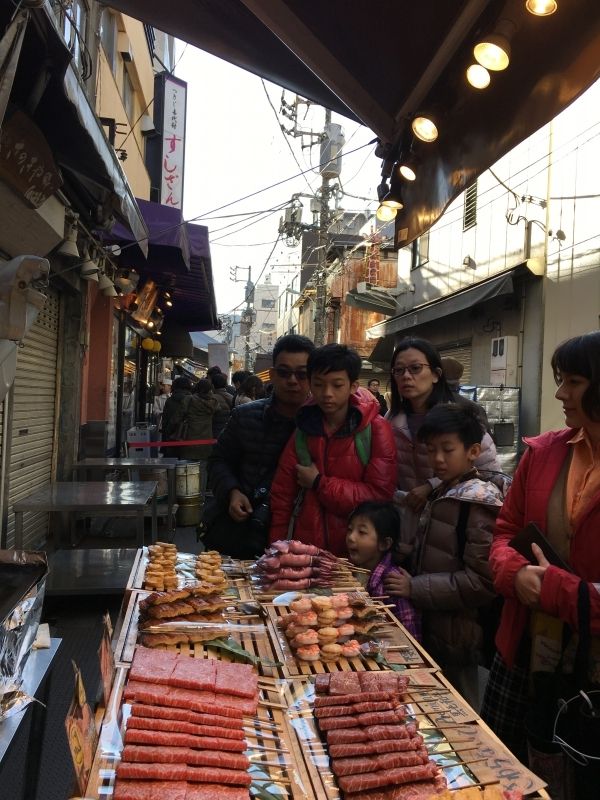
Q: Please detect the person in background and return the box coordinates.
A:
[269,344,396,555]
[367,377,388,416]
[179,378,219,461]
[442,356,491,434]
[211,372,232,439]
[231,369,251,403]
[234,375,266,406]
[205,334,315,558]
[480,331,600,797]
[265,382,274,397]
[206,365,222,385]
[384,403,507,709]
[152,378,172,429]
[346,501,421,640]
[161,377,193,455]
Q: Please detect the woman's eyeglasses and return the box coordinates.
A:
[391,363,431,377]
[274,367,309,381]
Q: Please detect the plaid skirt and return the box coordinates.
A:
[480,651,529,763]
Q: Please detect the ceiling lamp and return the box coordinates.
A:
[57,211,80,259]
[98,269,117,297]
[80,247,99,282]
[397,156,417,182]
[411,115,438,143]
[466,63,491,89]
[474,21,514,71]
[114,268,140,294]
[163,291,173,308]
[376,204,397,222]
[525,0,557,15]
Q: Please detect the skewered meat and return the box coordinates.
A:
[116,763,252,787]
[130,704,245,735]
[122,744,250,771]
[127,716,246,746]
[332,749,430,776]
[328,736,424,758]
[337,762,439,793]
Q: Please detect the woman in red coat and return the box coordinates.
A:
[269,345,396,556]
[481,331,600,797]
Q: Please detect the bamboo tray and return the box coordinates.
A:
[127,549,255,593]
[263,598,438,677]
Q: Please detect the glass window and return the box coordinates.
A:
[100,9,117,74]
[261,298,276,309]
[463,180,478,231]
[53,0,89,75]
[123,70,135,123]
[410,231,430,270]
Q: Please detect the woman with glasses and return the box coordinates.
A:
[386,337,500,516]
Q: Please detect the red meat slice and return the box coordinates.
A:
[313,691,394,707]
[344,776,447,800]
[124,681,248,717]
[121,744,249,771]
[113,779,187,800]
[328,736,424,758]
[356,709,408,726]
[315,701,399,718]
[362,723,418,740]
[314,674,331,694]
[338,762,438,793]
[215,661,258,701]
[185,786,251,800]
[130,704,244,734]
[171,657,216,692]
[326,729,369,745]
[124,728,247,753]
[328,673,362,695]
[127,715,245,745]
[317,714,360,731]
[358,673,403,693]
[117,763,252,786]
[332,748,430,776]
[130,647,176,685]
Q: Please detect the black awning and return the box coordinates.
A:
[345,287,398,316]
[367,269,522,341]
[105,0,600,245]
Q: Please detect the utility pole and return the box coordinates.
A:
[230,266,255,370]
[314,108,331,347]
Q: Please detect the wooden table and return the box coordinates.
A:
[13,482,158,549]
[73,458,178,534]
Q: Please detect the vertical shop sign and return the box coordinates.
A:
[160,74,187,208]
[98,612,115,707]
[65,663,98,794]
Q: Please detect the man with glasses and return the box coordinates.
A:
[203,334,315,558]
[367,378,388,416]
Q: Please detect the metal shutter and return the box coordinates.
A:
[6,289,60,549]
[438,343,472,384]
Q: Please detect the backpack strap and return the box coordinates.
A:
[354,423,372,467]
[295,429,312,467]
[455,502,471,561]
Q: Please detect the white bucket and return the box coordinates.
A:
[176,462,201,498]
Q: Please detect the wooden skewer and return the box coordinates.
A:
[249,743,290,755]
[439,756,491,767]
[244,729,280,741]
[430,745,481,754]
[259,698,286,709]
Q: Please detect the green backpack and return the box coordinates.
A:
[294,425,372,468]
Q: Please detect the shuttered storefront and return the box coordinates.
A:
[6,289,60,548]
[438,343,472,384]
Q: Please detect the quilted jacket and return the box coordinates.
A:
[490,429,600,668]
[269,389,397,555]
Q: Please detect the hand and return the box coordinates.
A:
[296,462,319,489]
[228,489,253,521]
[406,483,433,513]
[513,545,549,608]
[383,568,412,598]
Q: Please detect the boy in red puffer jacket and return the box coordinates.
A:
[269,344,396,556]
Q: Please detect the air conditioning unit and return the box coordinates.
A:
[490,335,518,385]
[118,32,134,62]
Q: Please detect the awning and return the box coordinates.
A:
[366,264,540,341]
[108,198,190,273]
[105,0,600,245]
[172,223,219,331]
[345,287,398,316]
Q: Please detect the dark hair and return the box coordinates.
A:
[389,337,454,415]
[272,334,315,364]
[551,331,600,421]
[307,344,361,381]
[212,373,228,390]
[207,365,222,377]
[417,403,484,447]
[232,370,251,386]
[240,375,265,400]
[172,377,193,393]
[367,378,380,388]
[194,378,212,396]
[348,501,411,565]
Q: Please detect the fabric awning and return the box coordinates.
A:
[366,267,534,341]
[105,0,600,245]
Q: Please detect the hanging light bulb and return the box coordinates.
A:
[80,246,99,282]
[466,63,491,89]
[474,21,515,71]
[58,211,80,259]
[525,0,557,15]
[411,115,438,143]
[397,156,417,181]
[376,204,397,222]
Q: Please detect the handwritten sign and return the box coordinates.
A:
[418,694,478,724]
[98,612,115,707]
[0,110,62,207]
[65,664,98,794]
[160,74,187,208]
[441,724,547,794]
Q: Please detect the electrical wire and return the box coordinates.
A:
[225,234,283,314]
[212,239,280,247]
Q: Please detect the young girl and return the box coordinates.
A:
[346,501,421,640]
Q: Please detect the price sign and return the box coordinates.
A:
[65,664,98,794]
[98,612,115,707]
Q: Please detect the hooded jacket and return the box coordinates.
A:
[269,388,397,555]
[490,429,600,668]
[410,472,508,666]
[212,389,232,439]
[179,393,219,460]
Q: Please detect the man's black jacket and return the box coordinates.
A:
[207,395,297,509]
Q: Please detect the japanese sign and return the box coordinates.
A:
[160,74,187,208]
[65,663,98,794]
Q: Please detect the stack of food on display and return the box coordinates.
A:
[113,647,257,800]
[143,542,179,591]
[143,546,227,593]
[313,672,445,799]
[253,540,341,590]
[279,592,389,662]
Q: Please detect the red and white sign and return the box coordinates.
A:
[160,74,187,208]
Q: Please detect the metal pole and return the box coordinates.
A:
[314,108,331,347]
[244,265,252,370]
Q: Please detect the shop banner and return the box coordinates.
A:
[65,663,97,794]
[160,73,187,208]
[98,612,115,708]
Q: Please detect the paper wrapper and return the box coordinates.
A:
[0,549,48,720]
